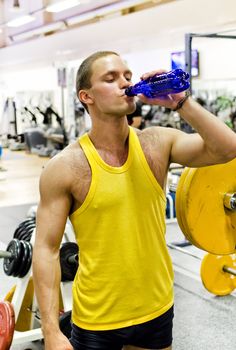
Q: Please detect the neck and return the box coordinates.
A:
[88,115,129,151]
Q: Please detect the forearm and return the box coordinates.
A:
[179,97,236,160]
[32,247,61,336]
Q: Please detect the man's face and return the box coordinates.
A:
[87,54,136,116]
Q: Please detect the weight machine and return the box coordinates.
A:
[185,30,236,92]
[0,214,77,349]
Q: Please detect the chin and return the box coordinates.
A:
[126,104,136,114]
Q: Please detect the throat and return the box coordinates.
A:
[98,147,129,167]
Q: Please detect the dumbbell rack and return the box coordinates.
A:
[6,226,74,346]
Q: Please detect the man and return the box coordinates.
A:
[127,100,145,129]
[33,51,236,350]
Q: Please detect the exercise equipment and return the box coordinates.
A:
[200,253,236,296]
[0,239,32,278]
[0,217,78,347]
[4,278,34,332]
[1,238,79,281]
[60,242,79,281]
[175,158,236,255]
[0,301,15,350]
[168,242,236,296]
[13,218,36,241]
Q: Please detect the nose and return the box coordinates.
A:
[119,76,132,89]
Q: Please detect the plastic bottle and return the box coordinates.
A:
[125,68,190,98]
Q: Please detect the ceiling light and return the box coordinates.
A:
[46,0,81,13]
[66,0,148,26]
[7,15,36,27]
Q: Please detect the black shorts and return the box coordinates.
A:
[70,306,174,350]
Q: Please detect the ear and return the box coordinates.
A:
[79,90,93,106]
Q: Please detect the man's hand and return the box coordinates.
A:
[137,69,187,110]
[44,332,73,350]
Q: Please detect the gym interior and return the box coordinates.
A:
[0,0,236,349]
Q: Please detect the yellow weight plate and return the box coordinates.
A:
[181,168,204,249]
[176,168,202,247]
[4,278,34,331]
[176,168,193,243]
[200,253,236,296]
[177,159,236,254]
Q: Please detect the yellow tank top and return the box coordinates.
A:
[70,127,174,331]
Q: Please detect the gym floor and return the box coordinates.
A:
[0,149,235,349]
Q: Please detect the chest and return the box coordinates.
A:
[70,137,168,212]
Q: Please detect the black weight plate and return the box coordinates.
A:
[20,241,32,277]
[17,241,30,278]
[24,226,35,241]
[16,227,28,241]
[60,242,79,282]
[13,219,35,237]
[20,224,35,241]
[12,240,25,277]
[3,239,22,276]
[14,224,30,240]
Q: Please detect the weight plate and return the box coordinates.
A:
[201,253,236,295]
[20,241,32,278]
[3,239,22,276]
[17,241,30,278]
[0,301,15,350]
[24,226,35,241]
[176,159,236,254]
[14,225,29,241]
[176,167,194,244]
[19,224,35,241]
[180,168,203,249]
[60,242,79,282]
[13,219,35,239]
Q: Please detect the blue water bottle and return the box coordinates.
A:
[125,69,190,98]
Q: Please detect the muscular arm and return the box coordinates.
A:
[139,78,236,167]
[169,97,236,167]
[32,156,73,349]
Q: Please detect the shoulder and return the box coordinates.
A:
[40,139,88,190]
[134,126,179,146]
[133,126,183,165]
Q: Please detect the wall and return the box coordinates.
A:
[1,0,236,129]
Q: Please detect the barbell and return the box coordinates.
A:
[167,242,236,296]
[175,158,236,255]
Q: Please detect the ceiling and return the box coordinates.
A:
[0,0,175,48]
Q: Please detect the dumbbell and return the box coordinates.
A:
[0,239,32,278]
[1,239,79,281]
[60,242,79,282]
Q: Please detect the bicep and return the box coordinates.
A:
[35,165,72,252]
[169,130,213,167]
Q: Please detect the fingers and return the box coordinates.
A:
[140,69,167,81]
[138,93,172,106]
